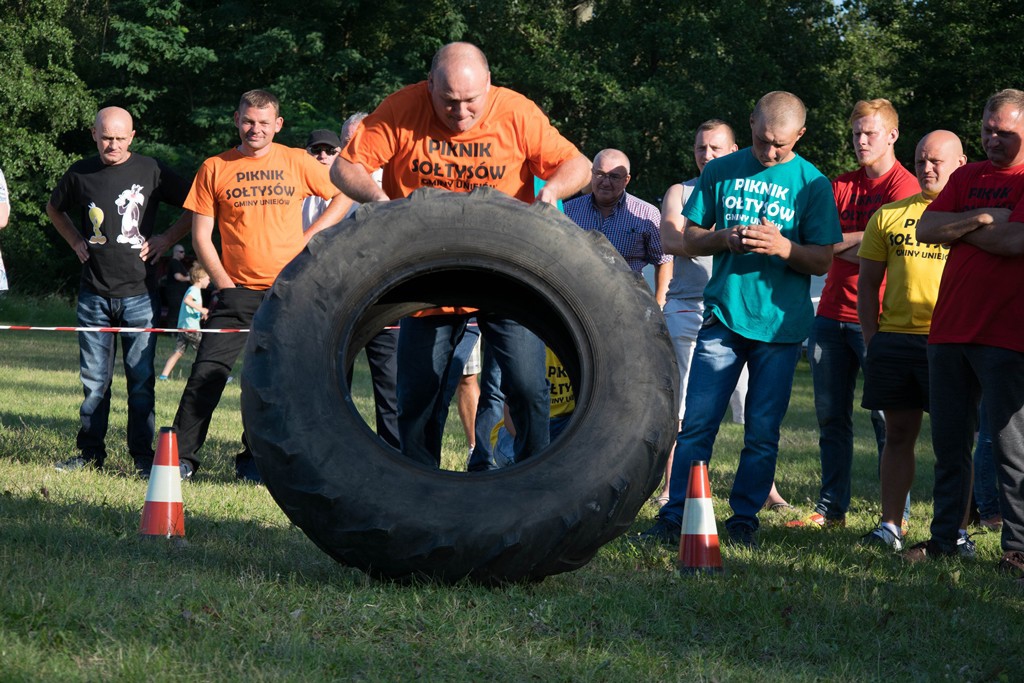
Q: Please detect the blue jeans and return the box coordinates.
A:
[438,321,507,471]
[397,314,548,468]
[808,316,886,519]
[973,403,1002,520]
[468,343,506,471]
[660,321,802,533]
[76,286,158,466]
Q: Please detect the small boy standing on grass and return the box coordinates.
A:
[159,262,209,380]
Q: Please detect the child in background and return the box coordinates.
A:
[159,263,209,380]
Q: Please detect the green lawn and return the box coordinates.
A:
[1,293,1020,682]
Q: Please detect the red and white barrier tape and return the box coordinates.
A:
[0,325,248,334]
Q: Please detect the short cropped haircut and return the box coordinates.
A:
[696,119,736,144]
[849,99,898,131]
[753,91,806,129]
[238,89,280,117]
[985,89,1024,116]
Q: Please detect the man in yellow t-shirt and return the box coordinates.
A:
[490,348,575,466]
[857,130,966,550]
[173,89,351,482]
[331,42,590,468]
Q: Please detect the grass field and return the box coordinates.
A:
[1,293,1021,682]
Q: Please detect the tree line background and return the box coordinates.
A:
[1,0,1021,293]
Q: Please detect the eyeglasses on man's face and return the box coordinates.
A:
[308,145,339,156]
[591,169,627,182]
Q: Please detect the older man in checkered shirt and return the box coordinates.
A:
[564,149,672,304]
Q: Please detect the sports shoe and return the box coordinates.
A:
[55,455,103,472]
[786,512,845,529]
[860,524,903,551]
[235,455,262,484]
[636,517,682,546]
[957,531,977,559]
[904,539,957,563]
[158,375,169,381]
[179,460,195,481]
[998,550,1024,578]
[726,524,758,549]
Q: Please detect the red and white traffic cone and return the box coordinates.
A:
[139,427,185,538]
[677,460,723,574]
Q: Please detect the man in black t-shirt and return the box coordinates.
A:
[47,106,192,477]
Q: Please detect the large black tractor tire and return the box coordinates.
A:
[241,187,677,584]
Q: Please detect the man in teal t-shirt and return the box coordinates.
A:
[645,91,841,548]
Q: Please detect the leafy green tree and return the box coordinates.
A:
[0,0,96,292]
[875,0,1024,161]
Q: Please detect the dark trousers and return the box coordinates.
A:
[355,328,400,449]
[928,343,1024,552]
[173,287,265,470]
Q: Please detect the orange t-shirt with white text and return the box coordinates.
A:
[341,82,581,202]
[184,143,338,289]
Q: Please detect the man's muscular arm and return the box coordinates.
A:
[682,217,734,256]
[330,158,389,204]
[738,216,834,275]
[857,257,886,348]
[659,184,692,257]
[142,211,193,263]
[960,217,1024,255]
[305,192,354,239]
[916,208,1008,244]
[534,153,591,206]
[46,202,89,264]
[191,213,235,291]
[834,231,865,264]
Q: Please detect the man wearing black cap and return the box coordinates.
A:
[302,129,343,231]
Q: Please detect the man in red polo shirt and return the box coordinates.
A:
[907,89,1024,582]
[792,99,919,529]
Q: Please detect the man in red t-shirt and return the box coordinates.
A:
[907,89,1024,579]
[792,99,919,529]
[331,42,590,468]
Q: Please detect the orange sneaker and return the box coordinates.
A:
[786,512,846,529]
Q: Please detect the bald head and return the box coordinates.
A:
[427,42,492,133]
[915,130,967,198]
[95,106,133,131]
[593,148,631,174]
[92,106,135,166]
[430,42,490,76]
[752,91,807,130]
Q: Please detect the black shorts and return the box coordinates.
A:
[862,332,930,411]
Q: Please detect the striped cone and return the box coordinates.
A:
[139,427,185,538]
[677,460,723,574]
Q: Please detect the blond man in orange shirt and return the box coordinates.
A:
[173,89,350,482]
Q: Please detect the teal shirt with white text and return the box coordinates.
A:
[683,148,840,343]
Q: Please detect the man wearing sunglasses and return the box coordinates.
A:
[301,129,342,232]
